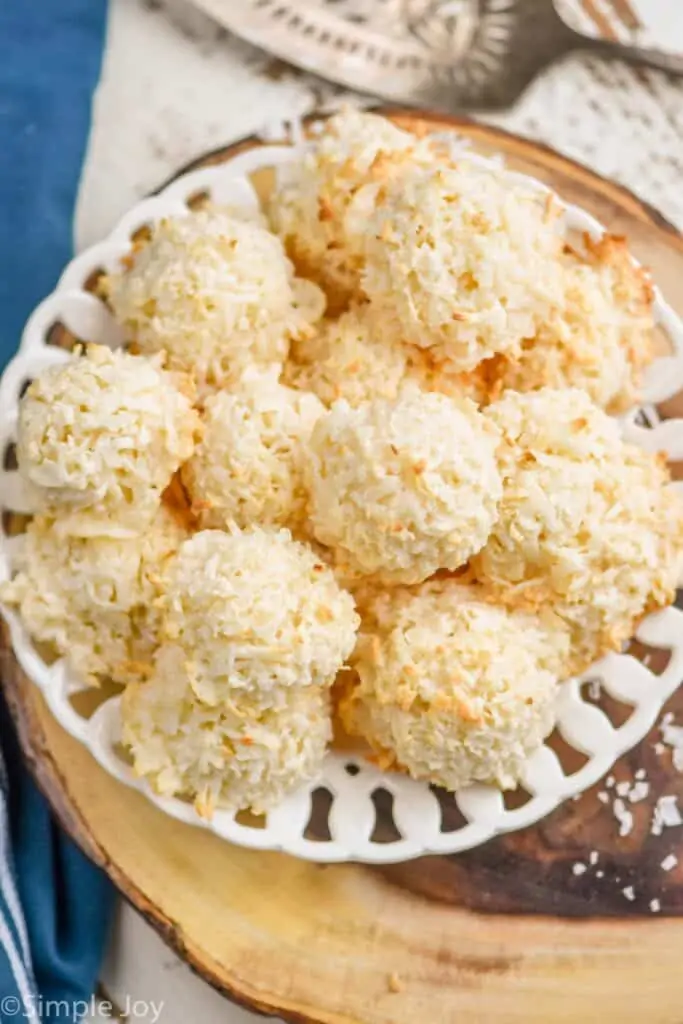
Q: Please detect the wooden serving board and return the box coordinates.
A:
[5,110,683,1024]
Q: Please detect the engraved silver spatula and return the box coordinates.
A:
[190,0,683,111]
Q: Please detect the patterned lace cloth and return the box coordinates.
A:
[490,0,683,228]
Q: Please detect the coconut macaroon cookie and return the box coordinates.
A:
[474,387,683,671]
[108,206,325,392]
[285,302,487,407]
[0,507,186,686]
[494,235,656,412]
[306,390,502,585]
[284,303,413,408]
[340,581,569,791]
[122,645,332,817]
[17,345,200,533]
[346,161,564,371]
[161,528,359,705]
[269,108,434,304]
[182,369,324,530]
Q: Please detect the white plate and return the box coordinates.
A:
[2,125,683,864]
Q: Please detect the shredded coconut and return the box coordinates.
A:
[612,797,634,837]
[651,795,683,836]
[5,108,680,824]
[494,235,655,413]
[405,347,493,404]
[161,528,359,704]
[17,345,200,533]
[661,854,678,872]
[307,390,502,585]
[284,302,491,409]
[660,713,683,772]
[628,781,650,803]
[269,107,434,304]
[284,303,412,408]
[122,644,331,816]
[341,580,568,791]
[108,206,325,393]
[347,160,564,371]
[0,507,186,685]
[182,368,323,530]
[474,388,683,674]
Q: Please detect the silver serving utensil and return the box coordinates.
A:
[191,0,683,111]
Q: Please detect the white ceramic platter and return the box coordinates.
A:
[2,126,683,864]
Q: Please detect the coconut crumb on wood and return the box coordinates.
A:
[660,712,683,772]
[613,797,634,837]
[651,795,683,836]
[387,972,404,994]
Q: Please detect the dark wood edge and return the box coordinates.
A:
[4,108,683,1023]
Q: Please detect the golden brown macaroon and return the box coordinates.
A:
[492,234,655,413]
[341,580,569,790]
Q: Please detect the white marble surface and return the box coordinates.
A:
[78,2,683,1021]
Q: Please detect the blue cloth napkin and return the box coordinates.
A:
[0,3,114,1021]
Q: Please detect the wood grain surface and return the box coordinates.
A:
[4,110,683,1023]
